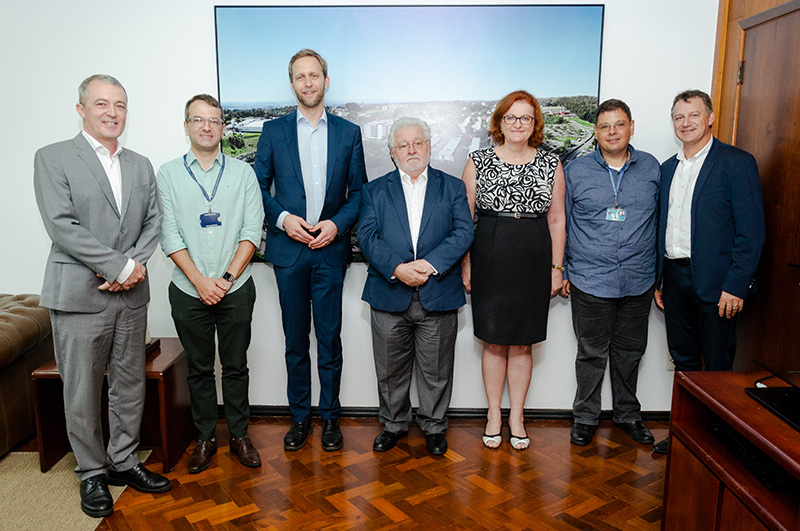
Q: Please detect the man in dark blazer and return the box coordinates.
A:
[33,75,170,518]
[254,49,367,452]
[358,118,473,455]
[653,89,765,453]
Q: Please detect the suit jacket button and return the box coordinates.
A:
[120,228,126,234]
[301,194,306,199]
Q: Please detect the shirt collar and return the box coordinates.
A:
[185,148,223,169]
[677,136,713,163]
[82,130,122,158]
[297,109,328,128]
[399,167,428,185]
[592,144,637,169]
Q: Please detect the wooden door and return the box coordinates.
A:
[734,1,800,370]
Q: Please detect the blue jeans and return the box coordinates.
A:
[571,284,654,425]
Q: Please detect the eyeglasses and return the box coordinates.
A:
[502,115,534,125]
[393,140,428,153]
[187,117,223,127]
[597,121,629,132]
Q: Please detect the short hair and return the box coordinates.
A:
[671,89,714,115]
[388,117,431,148]
[184,94,223,121]
[488,90,545,147]
[596,98,632,122]
[78,74,126,106]
[288,49,328,80]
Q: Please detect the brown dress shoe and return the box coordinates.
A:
[230,436,261,467]
[188,439,217,474]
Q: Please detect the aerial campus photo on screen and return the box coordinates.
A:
[215,5,603,258]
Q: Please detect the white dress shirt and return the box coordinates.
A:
[665,137,713,260]
[399,168,428,257]
[81,130,134,283]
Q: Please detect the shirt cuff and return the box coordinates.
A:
[116,258,135,284]
[277,211,289,231]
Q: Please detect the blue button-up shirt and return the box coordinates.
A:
[564,145,660,298]
[157,149,264,298]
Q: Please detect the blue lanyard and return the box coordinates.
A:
[607,158,630,209]
[183,154,225,213]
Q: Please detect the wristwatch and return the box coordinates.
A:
[221,272,237,285]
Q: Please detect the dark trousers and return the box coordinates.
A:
[169,278,256,440]
[571,284,654,425]
[370,293,457,435]
[662,260,736,371]
[274,246,346,422]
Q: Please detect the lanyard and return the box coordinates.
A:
[607,158,630,209]
[183,154,225,213]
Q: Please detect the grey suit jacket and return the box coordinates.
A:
[34,133,163,313]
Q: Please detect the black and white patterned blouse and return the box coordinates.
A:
[472,147,558,214]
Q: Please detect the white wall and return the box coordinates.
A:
[0,0,719,411]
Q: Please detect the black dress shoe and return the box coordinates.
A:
[80,474,113,518]
[570,422,597,446]
[321,419,343,451]
[108,463,172,493]
[372,429,407,452]
[188,439,217,474]
[616,420,655,445]
[653,437,669,454]
[425,432,448,455]
[284,421,312,451]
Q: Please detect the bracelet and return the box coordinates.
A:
[552,264,564,272]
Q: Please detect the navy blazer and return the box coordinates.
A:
[254,111,367,267]
[656,137,765,302]
[359,167,474,313]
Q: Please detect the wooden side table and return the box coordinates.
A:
[32,338,193,473]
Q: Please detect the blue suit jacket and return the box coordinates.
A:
[656,137,765,302]
[359,167,474,313]
[254,111,367,267]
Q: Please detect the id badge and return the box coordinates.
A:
[200,212,222,227]
[606,208,626,222]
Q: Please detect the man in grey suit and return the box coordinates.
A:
[33,74,171,518]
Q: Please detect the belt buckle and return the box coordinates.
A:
[514,212,521,219]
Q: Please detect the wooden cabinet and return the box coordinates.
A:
[662,371,800,530]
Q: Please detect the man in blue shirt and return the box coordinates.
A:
[158,94,264,473]
[562,99,660,447]
[254,50,367,452]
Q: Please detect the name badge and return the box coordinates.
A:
[200,212,222,227]
[606,208,626,222]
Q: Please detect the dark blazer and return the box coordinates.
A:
[253,111,367,267]
[359,167,474,313]
[33,133,162,312]
[656,137,765,302]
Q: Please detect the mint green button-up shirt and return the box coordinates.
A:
[157,150,264,298]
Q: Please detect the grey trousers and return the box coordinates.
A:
[571,284,654,425]
[370,293,457,435]
[50,297,146,480]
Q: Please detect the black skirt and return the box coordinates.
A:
[470,214,552,345]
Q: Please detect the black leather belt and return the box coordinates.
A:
[478,210,544,219]
[667,257,691,267]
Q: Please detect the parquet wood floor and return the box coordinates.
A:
[97,417,668,530]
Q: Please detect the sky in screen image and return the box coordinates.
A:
[216,5,603,106]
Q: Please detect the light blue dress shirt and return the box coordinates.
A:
[277,110,328,229]
[157,149,264,298]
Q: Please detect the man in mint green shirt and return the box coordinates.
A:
[157,94,264,474]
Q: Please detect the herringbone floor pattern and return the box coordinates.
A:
[98,418,668,530]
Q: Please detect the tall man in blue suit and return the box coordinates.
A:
[653,90,765,453]
[254,49,367,452]
[359,118,474,456]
